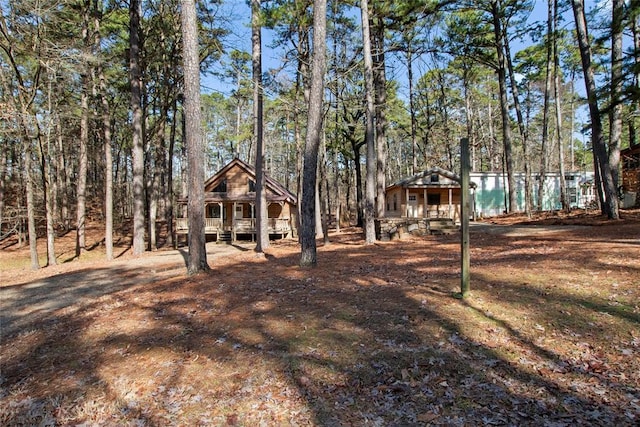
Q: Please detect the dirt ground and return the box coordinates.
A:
[1,209,639,426]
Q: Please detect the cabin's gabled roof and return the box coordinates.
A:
[387,167,462,189]
[203,158,297,204]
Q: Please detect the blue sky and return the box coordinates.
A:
[202,0,608,110]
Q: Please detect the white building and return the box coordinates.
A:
[470,171,596,218]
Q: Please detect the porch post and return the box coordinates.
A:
[423,188,427,218]
[405,188,409,217]
[232,202,237,241]
[218,202,223,240]
[250,203,255,242]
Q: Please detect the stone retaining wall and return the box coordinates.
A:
[375,218,429,241]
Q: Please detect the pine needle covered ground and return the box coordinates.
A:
[1,210,639,425]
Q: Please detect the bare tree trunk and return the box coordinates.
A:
[95,3,114,260]
[130,0,146,254]
[76,1,90,258]
[299,0,327,267]
[333,151,341,232]
[182,0,209,273]
[372,18,387,219]
[0,147,6,230]
[252,0,269,253]
[553,0,569,212]
[491,1,516,212]
[165,97,177,248]
[319,135,329,243]
[361,0,376,243]
[504,28,532,215]
[24,142,39,270]
[631,0,640,153]
[41,76,57,266]
[55,119,70,231]
[571,0,619,219]
[609,0,623,189]
[407,43,418,175]
[538,0,553,211]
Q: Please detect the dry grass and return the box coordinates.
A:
[1,211,639,425]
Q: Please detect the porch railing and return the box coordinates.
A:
[176,217,291,234]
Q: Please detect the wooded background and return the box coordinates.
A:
[1,0,636,268]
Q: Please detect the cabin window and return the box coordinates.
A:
[567,187,577,205]
[393,194,397,211]
[408,195,417,202]
[213,179,227,193]
[248,179,256,192]
[427,193,441,206]
[431,174,439,183]
[208,204,222,218]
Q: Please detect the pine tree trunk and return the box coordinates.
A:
[572,0,619,219]
[539,0,553,211]
[492,1,516,213]
[252,0,269,253]
[94,4,114,261]
[76,1,91,258]
[554,0,569,212]
[299,0,327,267]
[504,29,532,215]
[130,0,146,254]
[609,0,623,188]
[165,98,177,248]
[361,0,377,243]
[24,141,39,270]
[373,18,387,219]
[182,0,210,273]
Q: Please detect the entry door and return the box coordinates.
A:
[234,204,244,219]
[407,195,418,218]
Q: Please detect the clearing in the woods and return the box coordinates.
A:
[1,210,639,426]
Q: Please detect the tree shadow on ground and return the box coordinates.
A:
[1,228,638,425]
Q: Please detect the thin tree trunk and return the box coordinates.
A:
[361,0,376,243]
[299,0,327,267]
[407,44,418,175]
[55,119,70,231]
[609,0,623,189]
[76,0,91,258]
[165,97,177,248]
[130,0,146,254]
[252,0,269,253]
[182,0,210,273]
[491,1,516,212]
[96,2,114,260]
[631,0,640,152]
[554,0,569,212]
[0,148,5,230]
[504,27,532,215]
[539,0,553,211]
[373,18,387,219]
[42,77,56,266]
[24,142,39,270]
[571,0,619,219]
[318,134,329,242]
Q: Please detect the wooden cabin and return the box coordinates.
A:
[384,167,463,222]
[176,158,297,243]
[377,168,464,239]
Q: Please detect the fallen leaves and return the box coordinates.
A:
[2,223,640,426]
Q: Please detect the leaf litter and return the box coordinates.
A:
[1,211,639,425]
